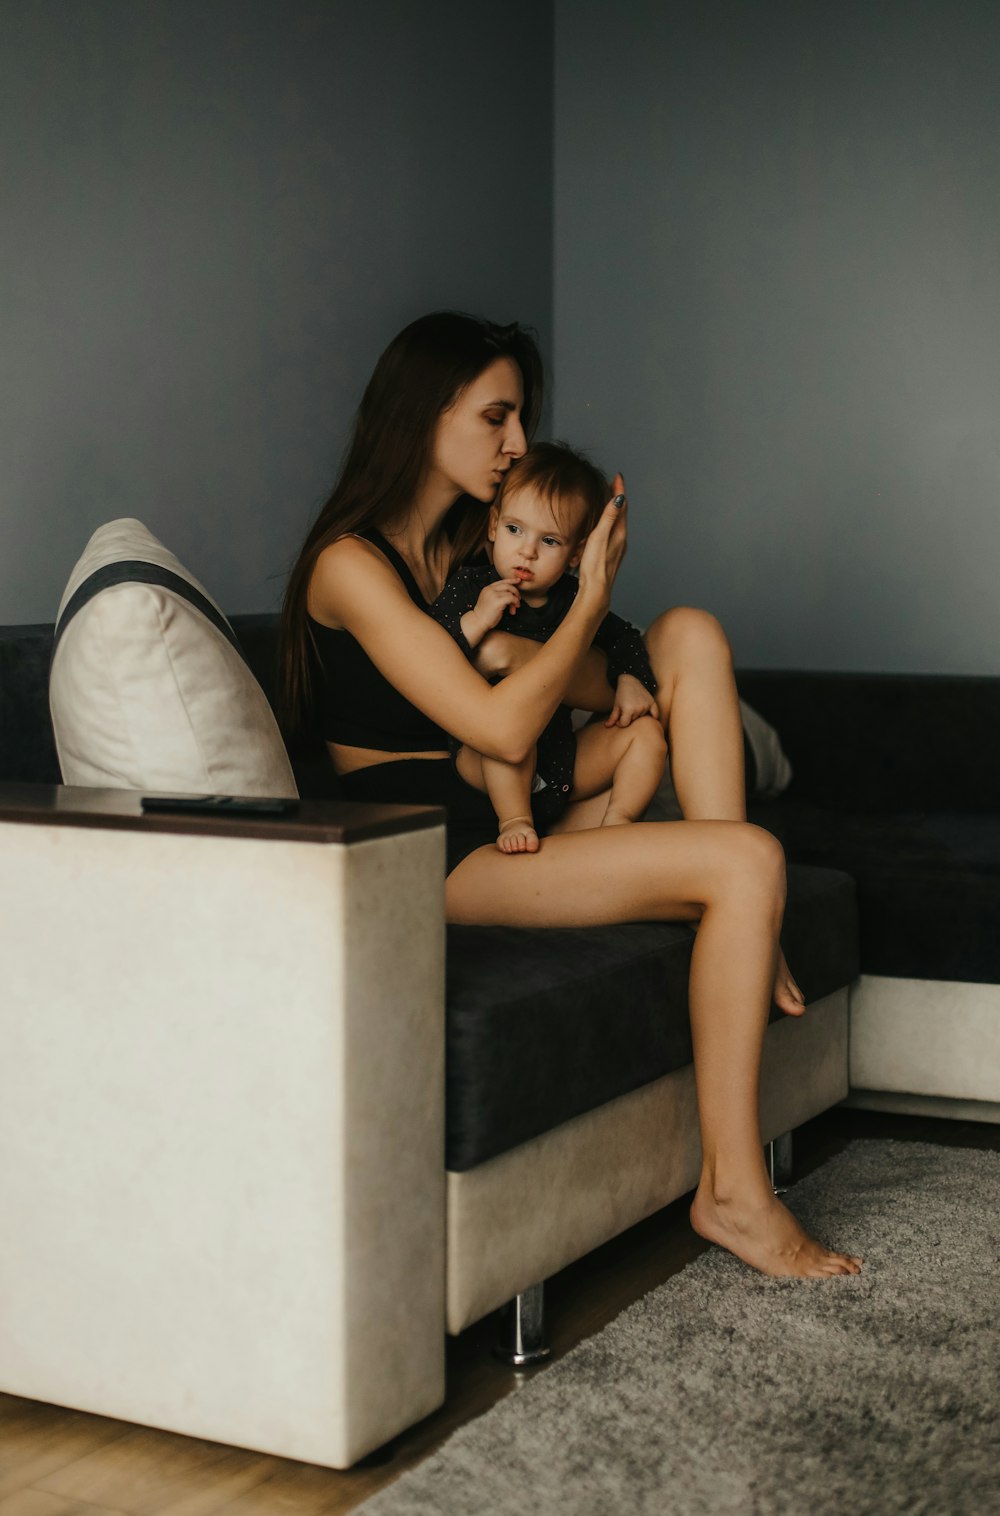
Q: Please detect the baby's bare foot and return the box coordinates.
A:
[497,816,539,854]
[773,946,805,1016]
[690,1183,862,1278]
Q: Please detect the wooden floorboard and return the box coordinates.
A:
[1,1109,997,1513]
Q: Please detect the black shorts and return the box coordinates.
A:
[338,758,499,875]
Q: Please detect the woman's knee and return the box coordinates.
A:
[645,606,733,669]
[717,823,786,908]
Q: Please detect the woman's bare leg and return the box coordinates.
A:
[644,608,804,1016]
[447,823,861,1278]
[455,745,539,853]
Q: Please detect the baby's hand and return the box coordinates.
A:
[462,578,521,646]
[605,673,661,728]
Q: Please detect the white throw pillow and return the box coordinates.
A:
[50,519,297,797]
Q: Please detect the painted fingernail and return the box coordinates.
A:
[612,494,626,507]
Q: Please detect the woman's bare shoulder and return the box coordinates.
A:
[314,532,386,568]
[308,534,406,627]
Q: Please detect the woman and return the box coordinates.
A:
[281,311,861,1279]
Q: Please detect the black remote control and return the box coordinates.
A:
[141,794,300,816]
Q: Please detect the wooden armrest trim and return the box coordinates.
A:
[0,783,443,845]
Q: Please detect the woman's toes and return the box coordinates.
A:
[773,949,806,1015]
[824,1253,861,1275]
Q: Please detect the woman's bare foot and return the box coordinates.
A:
[690,1181,862,1278]
[497,816,539,854]
[773,946,805,1016]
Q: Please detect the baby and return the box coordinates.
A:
[431,442,667,852]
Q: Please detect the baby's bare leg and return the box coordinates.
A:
[570,717,667,826]
[456,744,539,854]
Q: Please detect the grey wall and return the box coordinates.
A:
[8,1,999,674]
[554,0,1000,673]
[1,0,553,623]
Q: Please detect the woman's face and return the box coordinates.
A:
[429,358,527,503]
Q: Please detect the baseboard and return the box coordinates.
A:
[841,1090,1000,1125]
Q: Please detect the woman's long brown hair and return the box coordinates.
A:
[279,311,543,744]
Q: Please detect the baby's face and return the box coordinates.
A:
[488,484,585,597]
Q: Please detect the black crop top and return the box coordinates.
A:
[307,529,451,751]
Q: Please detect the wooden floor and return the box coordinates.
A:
[2,1107,997,1515]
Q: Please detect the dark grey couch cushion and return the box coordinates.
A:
[751,797,1000,983]
[737,669,1000,814]
[444,864,858,1171]
[0,626,61,784]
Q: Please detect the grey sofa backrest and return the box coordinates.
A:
[738,669,1000,814]
[0,625,61,784]
[5,618,998,812]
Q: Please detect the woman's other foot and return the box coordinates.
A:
[690,1181,862,1278]
[773,946,805,1016]
[497,816,539,854]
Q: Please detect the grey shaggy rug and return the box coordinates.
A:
[359,1140,1000,1515]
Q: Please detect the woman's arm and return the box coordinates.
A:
[474,634,614,711]
[310,496,627,765]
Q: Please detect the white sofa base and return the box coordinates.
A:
[0,811,446,1470]
[842,1089,1000,1125]
[849,975,1000,1105]
[446,987,850,1333]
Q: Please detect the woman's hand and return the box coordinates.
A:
[576,472,628,611]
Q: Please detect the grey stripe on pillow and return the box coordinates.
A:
[52,561,246,664]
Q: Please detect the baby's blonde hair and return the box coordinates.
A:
[494,441,609,541]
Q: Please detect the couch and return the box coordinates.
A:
[740,669,1000,1123]
[0,579,883,1469]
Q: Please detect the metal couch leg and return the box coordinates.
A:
[494,1282,551,1367]
[767,1131,794,1194]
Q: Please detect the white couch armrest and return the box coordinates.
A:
[0,787,446,1468]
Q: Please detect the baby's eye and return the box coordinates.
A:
[504,523,521,535]
[542,537,562,548]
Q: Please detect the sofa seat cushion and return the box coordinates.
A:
[444,863,858,1172]
[750,799,1000,983]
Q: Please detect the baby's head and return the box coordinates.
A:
[488,442,609,597]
